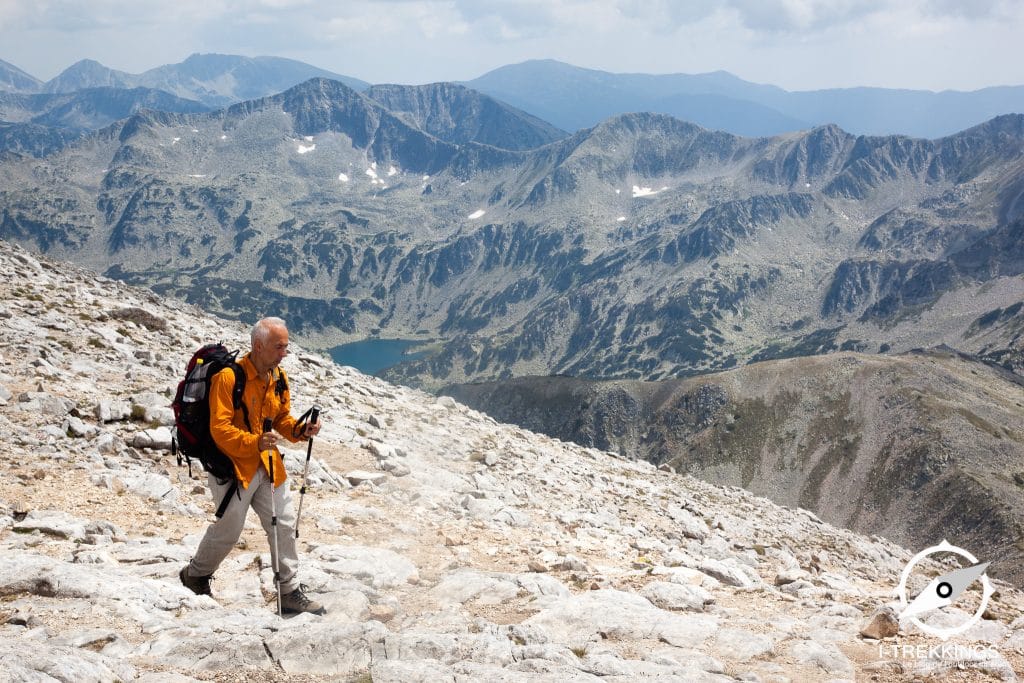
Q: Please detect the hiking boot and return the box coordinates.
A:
[280,584,326,616]
[179,566,213,596]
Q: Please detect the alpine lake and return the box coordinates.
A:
[327,338,431,377]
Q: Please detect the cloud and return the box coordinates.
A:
[919,0,1013,20]
[720,0,888,32]
[7,0,226,31]
[440,0,1020,40]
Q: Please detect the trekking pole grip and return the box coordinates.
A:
[263,418,275,480]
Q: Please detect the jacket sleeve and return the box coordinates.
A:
[209,367,260,469]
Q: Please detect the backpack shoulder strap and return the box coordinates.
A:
[222,362,251,434]
[274,367,289,398]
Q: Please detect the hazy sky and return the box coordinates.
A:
[1,0,1021,92]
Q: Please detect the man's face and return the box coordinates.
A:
[255,324,289,371]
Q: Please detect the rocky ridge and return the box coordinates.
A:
[363,82,568,151]
[2,242,1024,681]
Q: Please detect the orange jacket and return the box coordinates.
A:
[209,353,304,489]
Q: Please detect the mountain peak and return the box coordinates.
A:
[44,59,135,94]
[364,81,567,150]
[0,58,42,93]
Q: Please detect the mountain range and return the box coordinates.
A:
[23,53,369,106]
[466,59,1024,139]
[0,76,1022,395]
[3,54,1024,141]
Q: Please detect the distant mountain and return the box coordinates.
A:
[14,54,1024,140]
[0,87,211,156]
[41,53,370,108]
[0,59,42,93]
[137,53,370,107]
[42,59,136,93]
[467,59,1024,139]
[768,85,1024,140]
[0,87,210,130]
[364,82,567,150]
[0,80,1022,393]
[466,59,809,136]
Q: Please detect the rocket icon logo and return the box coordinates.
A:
[897,540,994,640]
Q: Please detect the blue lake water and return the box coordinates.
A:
[328,339,429,376]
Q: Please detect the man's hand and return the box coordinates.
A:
[258,431,279,451]
[304,421,322,438]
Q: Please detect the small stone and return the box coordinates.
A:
[528,560,549,573]
[369,604,396,622]
[775,568,809,586]
[380,459,411,477]
[860,607,899,640]
[345,470,387,486]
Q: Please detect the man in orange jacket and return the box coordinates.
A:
[180,317,325,616]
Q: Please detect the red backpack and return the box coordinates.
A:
[171,343,249,516]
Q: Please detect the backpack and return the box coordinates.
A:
[171,342,291,518]
[171,343,251,517]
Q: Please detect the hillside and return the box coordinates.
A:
[443,349,1024,590]
[3,244,1024,680]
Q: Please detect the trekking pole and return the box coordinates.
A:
[294,404,320,539]
[263,418,282,617]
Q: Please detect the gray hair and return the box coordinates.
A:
[251,317,287,346]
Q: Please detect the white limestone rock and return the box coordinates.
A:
[790,638,855,678]
[712,627,775,661]
[431,570,521,605]
[0,638,137,682]
[525,589,719,649]
[313,545,420,588]
[641,580,714,611]
[345,469,387,486]
[266,621,388,676]
[133,427,173,450]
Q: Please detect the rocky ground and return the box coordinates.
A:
[1,239,1023,681]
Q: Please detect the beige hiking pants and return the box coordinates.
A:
[188,467,300,593]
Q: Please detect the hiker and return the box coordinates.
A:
[179,317,325,616]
